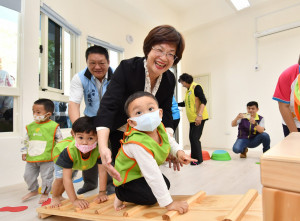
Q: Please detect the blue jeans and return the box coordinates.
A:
[232,132,270,154]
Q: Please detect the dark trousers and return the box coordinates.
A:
[109,130,124,161]
[172,119,180,133]
[81,129,124,192]
[82,163,98,189]
[115,175,170,205]
[189,120,206,163]
[282,124,300,137]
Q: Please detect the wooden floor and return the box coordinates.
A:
[0,148,263,221]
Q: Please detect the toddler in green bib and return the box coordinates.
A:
[50,117,108,210]
[113,91,197,214]
[21,99,63,204]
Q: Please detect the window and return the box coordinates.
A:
[87,36,124,71]
[0,4,20,133]
[39,3,81,128]
[50,101,71,129]
[47,19,62,90]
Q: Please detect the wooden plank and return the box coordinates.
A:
[222,189,258,221]
[261,133,300,193]
[38,213,52,219]
[36,193,262,221]
[162,191,206,220]
[123,205,149,217]
[261,133,300,162]
[96,204,115,214]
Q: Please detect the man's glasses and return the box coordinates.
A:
[151,47,177,61]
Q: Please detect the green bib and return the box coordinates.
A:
[184,82,209,122]
[113,123,170,187]
[67,140,100,171]
[52,136,74,163]
[26,120,59,162]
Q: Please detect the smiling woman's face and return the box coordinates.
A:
[146,43,176,77]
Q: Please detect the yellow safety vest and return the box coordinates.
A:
[184,82,209,122]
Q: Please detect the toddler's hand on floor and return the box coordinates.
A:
[94,192,108,203]
[166,200,188,214]
[73,199,89,210]
[177,150,198,165]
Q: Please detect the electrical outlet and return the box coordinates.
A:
[255,64,260,71]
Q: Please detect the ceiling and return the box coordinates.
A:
[93,0,276,32]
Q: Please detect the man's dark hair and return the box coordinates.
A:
[178,73,193,84]
[72,117,96,135]
[143,25,185,65]
[34,99,54,114]
[85,45,109,62]
[124,91,159,117]
[247,101,258,108]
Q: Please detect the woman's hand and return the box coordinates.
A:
[100,147,122,182]
[98,129,122,182]
[195,116,202,126]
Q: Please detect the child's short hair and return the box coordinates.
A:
[247,101,258,108]
[124,91,159,117]
[72,116,96,135]
[34,99,54,114]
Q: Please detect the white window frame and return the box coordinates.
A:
[87,36,124,68]
[0,2,21,135]
[39,3,80,98]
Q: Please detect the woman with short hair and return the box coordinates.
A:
[94,25,185,180]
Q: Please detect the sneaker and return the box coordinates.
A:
[240,148,248,158]
[190,161,203,166]
[77,185,97,194]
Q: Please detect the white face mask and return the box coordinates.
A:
[33,114,48,122]
[130,109,161,132]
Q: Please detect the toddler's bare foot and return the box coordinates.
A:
[59,196,66,201]
[22,191,39,202]
[39,194,49,204]
[114,196,125,211]
[49,197,62,208]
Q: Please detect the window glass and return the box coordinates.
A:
[50,101,71,129]
[48,19,62,89]
[0,5,18,88]
[0,95,13,132]
[109,50,119,71]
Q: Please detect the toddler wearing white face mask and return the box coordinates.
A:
[113,91,198,214]
[21,99,63,204]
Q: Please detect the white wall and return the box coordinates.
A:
[180,0,300,150]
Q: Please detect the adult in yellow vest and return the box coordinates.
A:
[178,73,209,165]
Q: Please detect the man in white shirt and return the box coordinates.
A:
[69,45,113,194]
